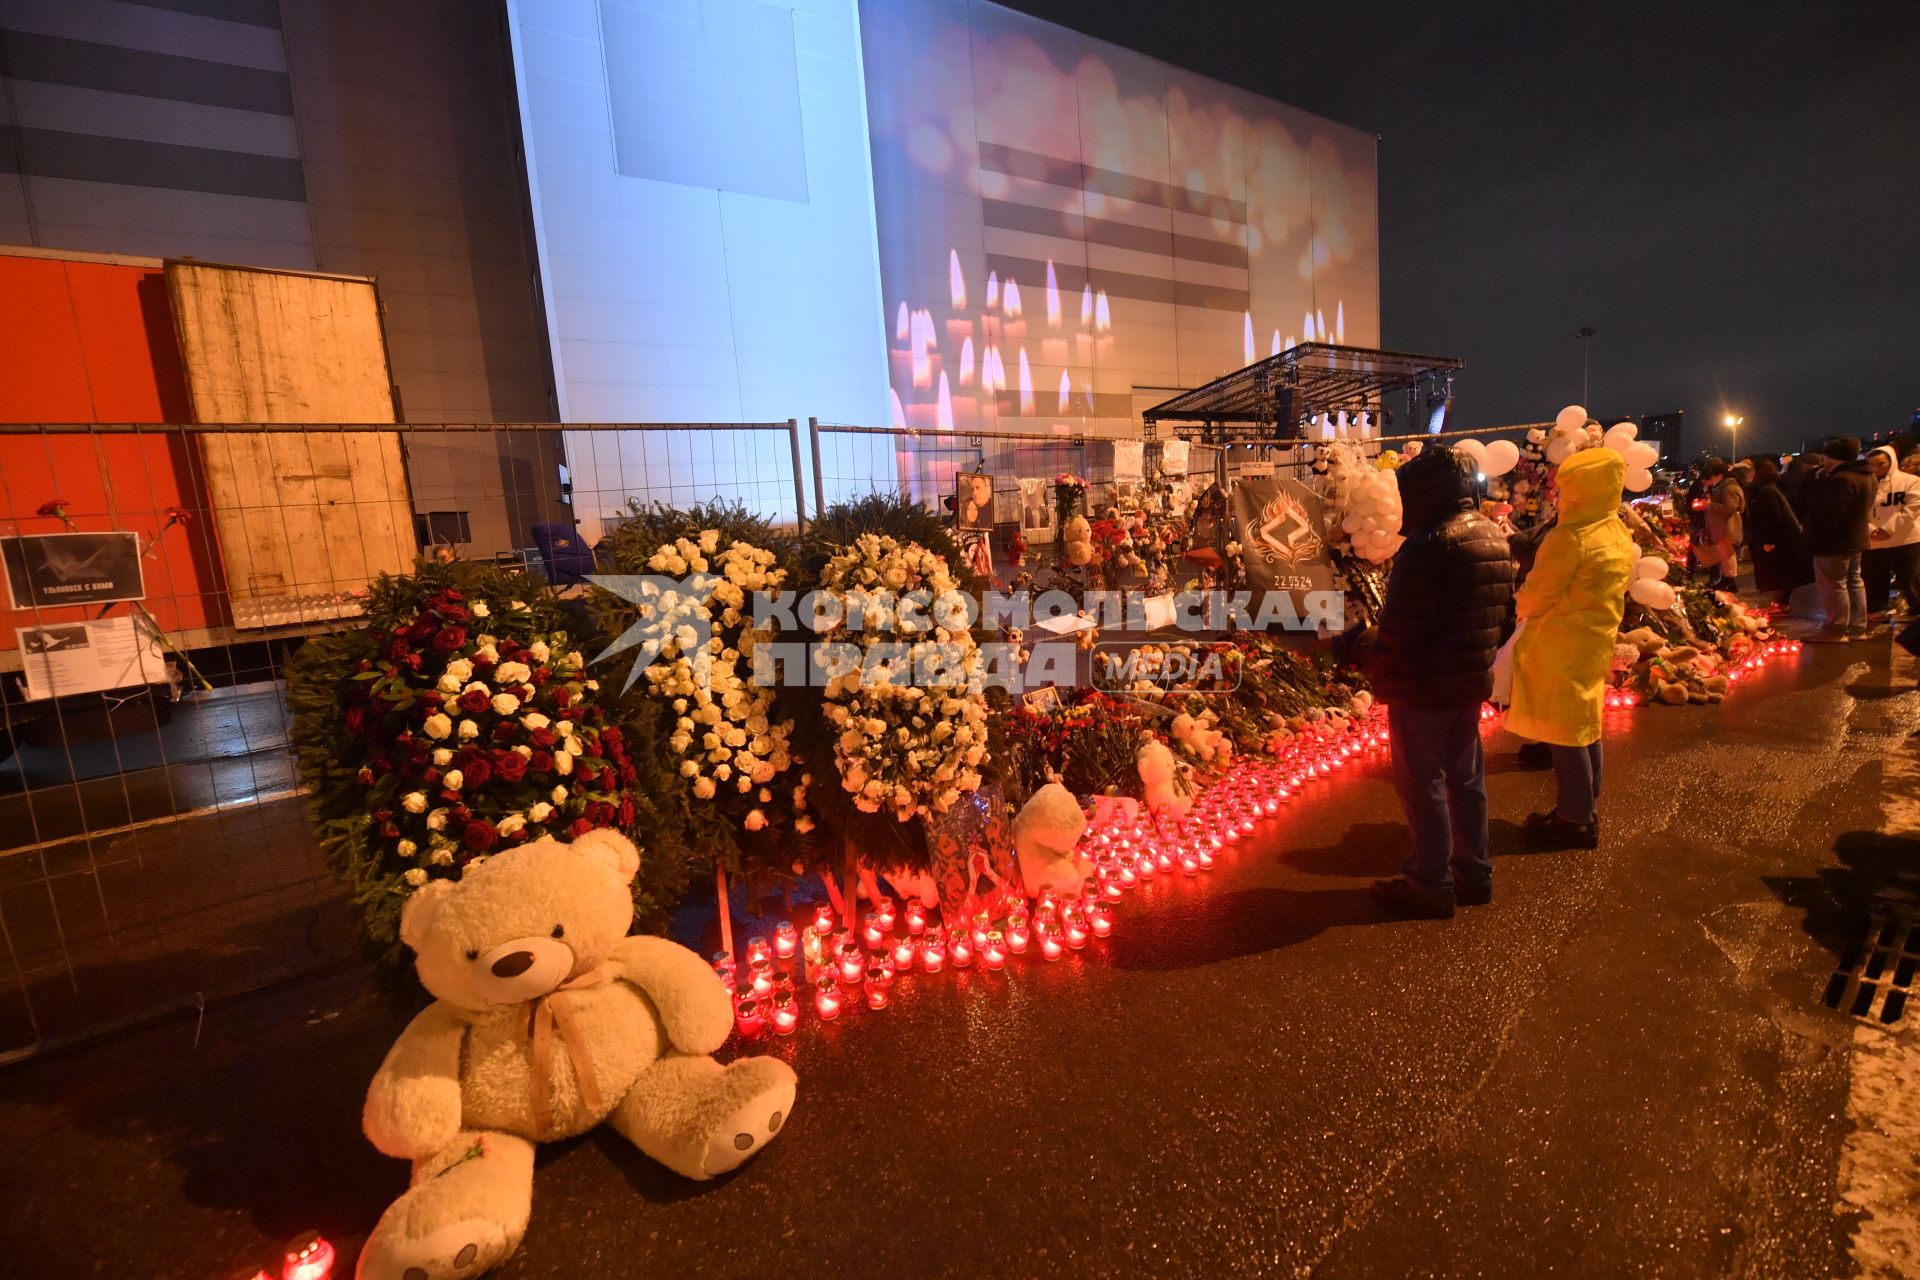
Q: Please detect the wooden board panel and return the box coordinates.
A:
[168,263,413,622]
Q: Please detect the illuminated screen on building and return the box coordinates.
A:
[859,0,1380,435]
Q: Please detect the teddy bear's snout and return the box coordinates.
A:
[474,936,575,1004]
[491,950,535,979]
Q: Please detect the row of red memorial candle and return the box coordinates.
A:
[713,636,1804,1042]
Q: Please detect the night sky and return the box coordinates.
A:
[1004,0,1919,453]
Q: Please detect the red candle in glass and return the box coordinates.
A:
[864,966,891,1009]
[904,901,927,935]
[814,976,843,1020]
[773,921,798,959]
[919,933,946,972]
[1039,929,1065,961]
[771,993,799,1036]
[282,1232,335,1280]
[983,930,1007,969]
[1088,902,1114,937]
[1006,920,1030,954]
[891,936,915,968]
[862,912,885,948]
[734,992,763,1037]
[874,897,897,931]
[949,931,973,967]
[813,905,835,933]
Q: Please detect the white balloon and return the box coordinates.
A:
[1625,441,1660,469]
[1633,555,1669,582]
[1483,439,1520,477]
[1604,422,1639,447]
[1628,577,1676,610]
[1546,437,1579,465]
[1555,405,1589,434]
[1456,438,1486,466]
[1624,465,1654,492]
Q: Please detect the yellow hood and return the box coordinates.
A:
[1555,447,1625,526]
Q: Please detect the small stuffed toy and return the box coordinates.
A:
[1136,739,1192,818]
[357,829,796,1279]
[1013,782,1090,896]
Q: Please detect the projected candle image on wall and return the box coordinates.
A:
[860,0,1380,434]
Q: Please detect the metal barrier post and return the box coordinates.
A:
[787,418,808,533]
[807,416,826,522]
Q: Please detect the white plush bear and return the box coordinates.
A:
[357,829,796,1279]
[1136,739,1192,818]
[1012,782,1090,896]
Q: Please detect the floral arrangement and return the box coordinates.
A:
[813,533,989,824]
[1053,473,1088,535]
[288,561,683,987]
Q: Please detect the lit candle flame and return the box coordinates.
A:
[1271,329,1282,357]
[895,301,909,343]
[986,271,999,309]
[1242,312,1254,364]
[1018,348,1034,415]
[1316,309,1327,344]
[910,309,933,388]
[1080,283,1093,327]
[1302,311,1316,342]
[1058,369,1070,413]
[959,336,975,386]
[889,388,907,430]
[949,249,966,310]
[937,372,954,431]
[1094,290,1111,333]
[1003,278,1022,318]
[1335,301,1345,344]
[1046,261,1061,327]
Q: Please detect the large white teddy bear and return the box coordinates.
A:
[1013,782,1090,896]
[357,829,797,1279]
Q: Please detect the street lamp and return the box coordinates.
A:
[1722,412,1744,460]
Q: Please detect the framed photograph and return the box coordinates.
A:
[954,472,994,530]
[3,531,145,609]
[1018,478,1055,537]
[1021,684,1063,713]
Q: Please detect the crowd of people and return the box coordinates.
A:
[1683,436,1920,639]
[1357,430,1920,920]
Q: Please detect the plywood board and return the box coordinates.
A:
[168,263,414,622]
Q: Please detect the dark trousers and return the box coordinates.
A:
[1550,741,1604,825]
[1864,543,1920,614]
[1387,703,1490,893]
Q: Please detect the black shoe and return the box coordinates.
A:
[1371,876,1455,919]
[1453,880,1493,907]
[1522,810,1599,850]
[1515,741,1553,769]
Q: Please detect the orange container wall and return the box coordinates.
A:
[0,254,227,652]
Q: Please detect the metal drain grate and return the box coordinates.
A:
[1823,913,1920,1025]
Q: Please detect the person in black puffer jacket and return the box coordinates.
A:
[1364,446,1516,919]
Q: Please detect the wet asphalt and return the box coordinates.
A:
[0,636,1914,1280]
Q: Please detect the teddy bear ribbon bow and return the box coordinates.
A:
[526,963,614,1133]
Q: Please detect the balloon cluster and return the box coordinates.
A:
[1340,466,1406,563]
[1448,437,1522,479]
[1547,405,1661,491]
[1626,553,1676,611]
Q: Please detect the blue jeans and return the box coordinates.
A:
[1813,552,1867,632]
[1551,741,1604,824]
[1387,704,1491,893]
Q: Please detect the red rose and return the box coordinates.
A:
[463,820,498,851]
[463,757,492,787]
[432,626,466,652]
[417,690,443,710]
[619,799,636,825]
[445,589,465,603]
[424,767,440,784]
[492,721,518,743]
[387,637,410,662]
[567,818,595,839]
[343,707,366,733]
[529,750,555,774]
[492,751,527,783]
[531,668,551,687]
[574,765,598,788]
[529,727,556,747]
[356,766,374,784]
[552,687,573,708]
[458,687,491,714]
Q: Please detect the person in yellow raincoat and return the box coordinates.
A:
[1505,445,1635,848]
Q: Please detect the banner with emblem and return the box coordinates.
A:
[1231,473,1338,604]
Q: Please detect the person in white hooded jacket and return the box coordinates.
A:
[1865,443,1920,619]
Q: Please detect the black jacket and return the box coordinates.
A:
[1744,480,1812,593]
[1801,460,1876,556]
[1365,448,1517,708]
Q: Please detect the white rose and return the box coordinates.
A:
[528,802,553,823]
[404,868,428,886]
[699,529,720,553]
[432,748,453,766]
[522,711,551,731]
[527,639,548,662]
[401,791,427,814]
[436,672,462,695]
[426,808,448,831]
[551,785,568,804]
[429,848,454,866]
[396,839,417,858]
[444,658,474,683]
[442,769,464,791]
[556,720,574,737]
[423,713,453,740]
[471,600,490,618]
[491,692,521,716]
[555,751,573,775]
[458,719,479,740]
[680,760,700,778]
[496,661,531,686]
[693,777,716,799]
[744,808,767,831]
[497,815,526,837]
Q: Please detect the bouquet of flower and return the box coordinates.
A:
[289,562,683,988]
[813,534,989,824]
[1054,473,1088,536]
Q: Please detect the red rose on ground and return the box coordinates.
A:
[529,727,556,747]
[552,687,573,708]
[417,690,443,710]
[492,751,527,783]
[463,820,498,851]
[565,818,593,839]
[458,687,491,713]
[424,767,440,784]
[531,668,551,686]
[492,721,518,743]
[388,637,410,662]
[529,749,555,774]
[432,626,466,652]
[356,766,374,784]
[343,707,366,733]
[463,757,492,787]
[619,799,635,825]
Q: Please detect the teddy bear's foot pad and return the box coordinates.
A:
[361,1219,512,1280]
[701,1060,797,1177]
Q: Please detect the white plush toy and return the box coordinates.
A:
[1136,739,1192,818]
[357,829,797,1280]
[1012,782,1090,895]
[1170,710,1232,764]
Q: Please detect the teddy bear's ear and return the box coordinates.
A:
[570,827,640,884]
[398,878,456,951]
